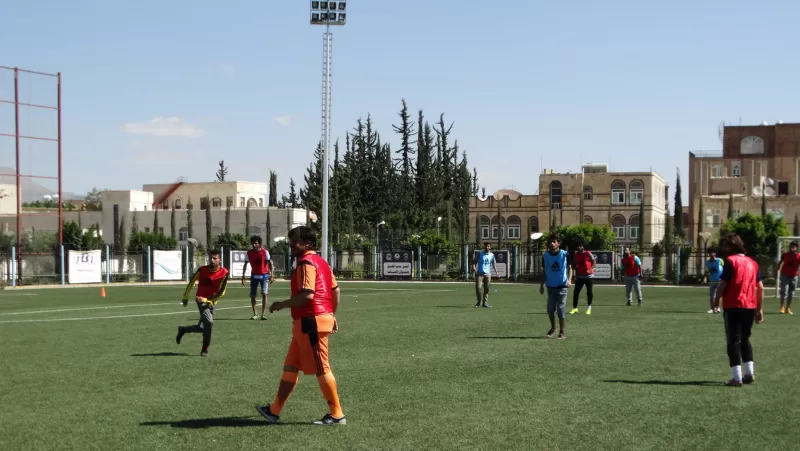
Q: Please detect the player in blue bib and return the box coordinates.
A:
[473,242,498,308]
[539,233,572,339]
[704,248,724,314]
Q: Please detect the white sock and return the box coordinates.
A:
[745,361,754,376]
[732,365,743,381]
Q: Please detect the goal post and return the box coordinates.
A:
[775,236,800,299]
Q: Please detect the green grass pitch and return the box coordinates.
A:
[1,282,798,451]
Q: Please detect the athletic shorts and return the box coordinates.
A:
[249,275,269,297]
[284,314,335,375]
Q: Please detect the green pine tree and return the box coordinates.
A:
[638,199,645,251]
[153,208,160,235]
[674,169,685,238]
[186,197,194,239]
[170,206,177,240]
[205,196,212,248]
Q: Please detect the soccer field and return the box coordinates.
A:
[1,282,798,451]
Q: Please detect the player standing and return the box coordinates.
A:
[570,239,596,315]
[540,234,571,339]
[778,241,799,315]
[256,226,346,426]
[620,247,643,306]
[713,232,764,386]
[703,248,724,314]
[473,242,498,308]
[242,235,274,320]
[176,250,229,357]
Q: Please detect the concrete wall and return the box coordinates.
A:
[0,184,17,215]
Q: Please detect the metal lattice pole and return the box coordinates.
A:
[320,28,333,261]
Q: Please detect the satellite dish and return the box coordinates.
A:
[765,177,774,186]
[753,186,763,196]
[477,194,488,202]
[761,120,769,126]
[764,186,775,196]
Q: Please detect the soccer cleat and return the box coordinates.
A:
[176,327,184,345]
[482,303,492,308]
[743,374,755,384]
[585,307,592,315]
[200,351,208,357]
[638,302,642,307]
[260,315,268,320]
[251,315,259,320]
[557,331,566,340]
[546,328,556,338]
[474,302,481,308]
[707,309,714,314]
[726,379,743,387]
[788,309,794,315]
[256,405,280,424]
[569,308,579,315]
[626,302,633,306]
[313,413,347,425]
[779,306,785,314]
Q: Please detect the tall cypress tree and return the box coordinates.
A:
[153,208,160,235]
[224,203,231,235]
[205,196,212,249]
[170,205,177,240]
[638,199,645,251]
[794,214,800,236]
[245,202,251,237]
[186,197,194,239]
[265,208,272,247]
[268,171,278,207]
[673,169,685,238]
[131,210,139,235]
[727,193,735,220]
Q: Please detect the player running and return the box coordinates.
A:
[713,232,764,387]
[176,250,229,357]
[778,241,799,315]
[473,242,498,308]
[704,248,724,314]
[242,235,274,320]
[620,247,643,306]
[256,226,346,426]
[540,233,571,339]
[570,239,596,315]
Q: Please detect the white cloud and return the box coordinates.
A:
[219,63,236,77]
[274,115,292,127]
[121,117,206,138]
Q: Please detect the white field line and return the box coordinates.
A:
[0,303,255,324]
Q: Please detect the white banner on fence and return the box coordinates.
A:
[153,250,183,281]
[593,251,614,280]
[230,250,251,278]
[68,250,102,284]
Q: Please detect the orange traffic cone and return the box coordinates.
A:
[100,287,106,297]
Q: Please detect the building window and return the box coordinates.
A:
[158,227,164,235]
[706,209,721,227]
[259,198,264,207]
[732,209,741,219]
[212,197,222,208]
[611,215,626,239]
[611,180,626,205]
[741,136,764,154]
[480,215,490,240]
[507,216,521,240]
[490,216,506,239]
[583,215,593,224]
[174,199,182,209]
[529,216,539,234]
[629,215,640,240]
[226,196,234,207]
[732,162,741,177]
[778,181,789,195]
[200,197,209,210]
[144,227,150,233]
[240,197,245,207]
[179,228,189,241]
[711,165,723,178]
[629,180,644,205]
[583,186,593,201]
[248,197,258,207]
[549,181,562,209]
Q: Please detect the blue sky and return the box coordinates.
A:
[1,0,799,205]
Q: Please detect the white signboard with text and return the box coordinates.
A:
[68,250,102,284]
[382,251,413,279]
[592,251,614,280]
[153,250,183,281]
[230,250,252,278]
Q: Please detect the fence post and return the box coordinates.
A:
[417,245,423,280]
[11,245,16,288]
[185,245,190,282]
[105,245,110,285]
[373,245,378,280]
[462,244,469,281]
[675,246,681,285]
[147,246,152,283]
[60,244,66,286]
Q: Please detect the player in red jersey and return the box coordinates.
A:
[256,226,346,426]
[713,233,764,387]
[570,239,596,315]
[242,235,274,320]
[176,250,229,357]
[778,241,799,315]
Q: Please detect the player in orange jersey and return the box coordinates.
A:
[176,250,229,357]
[256,226,346,426]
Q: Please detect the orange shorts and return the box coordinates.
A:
[284,313,335,375]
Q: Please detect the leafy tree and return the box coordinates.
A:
[301,142,323,230]
[268,171,278,207]
[288,179,299,208]
[720,213,789,271]
[128,232,178,252]
[84,187,105,212]
[131,210,139,235]
[551,223,616,252]
[186,197,194,238]
[170,206,176,240]
[673,169,684,238]
[213,232,249,250]
[216,160,228,182]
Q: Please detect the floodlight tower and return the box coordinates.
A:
[310,0,347,262]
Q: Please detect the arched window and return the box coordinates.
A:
[629,214,640,240]
[212,197,222,208]
[179,227,189,241]
[479,215,490,240]
[549,181,562,209]
[682,212,689,228]
[507,216,521,240]
[741,136,764,154]
[583,215,593,224]
[611,214,626,239]
[247,198,258,207]
[529,216,539,234]
[611,180,626,205]
[490,215,506,240]
[629,180,644,205]
[174,198,182,209]
[583,186,593,201]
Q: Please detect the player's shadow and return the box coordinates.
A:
[130,352,190,357]
[468,336,547,340]
[603,379,724,387]
[434,305,473,309]
[140,416,310,428]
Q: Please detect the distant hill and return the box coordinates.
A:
[0,167,83,203]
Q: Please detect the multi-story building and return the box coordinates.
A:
[688,122,800,242]
[468,164,669,245]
